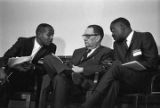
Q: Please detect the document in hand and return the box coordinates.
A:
[122,61,146,71]
[8,56,32,68]
[44,54,71,73]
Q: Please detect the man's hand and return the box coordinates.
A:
[72,65,84,73]
[38,58,44,64]
[0,67,7,85]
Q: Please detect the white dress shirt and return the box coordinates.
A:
[126,31,134,47]
[87,46,99,57]
[31,38,41,60]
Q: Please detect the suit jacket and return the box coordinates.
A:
[114,31,158,70]
[70,46,113,88]
[72,46,113,76]
[0,36,56,70]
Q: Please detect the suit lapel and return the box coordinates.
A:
[83,46,102,61]
[24,37,35,56]
[125,32,140,61]
[88,46,101,58]
[79,48,88,63]
[128,31,137,50]
[124,31,137,56]
[32,46,48,63]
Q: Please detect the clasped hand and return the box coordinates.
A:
[72,65,84,73]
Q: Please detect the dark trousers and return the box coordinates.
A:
[39,75,52,108]
[40,55,77,108]
[48,72,86,108]
[0,84,10,108]
[51,74,69,108]
[82,61,150,108]
[39,74,67,108]
[39,56,58,108]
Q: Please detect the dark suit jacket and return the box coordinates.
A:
[72,46,113,75]
[0,36,56,67]
[0,36,56,76]
[114,31,158,70]
[71,46,113,87]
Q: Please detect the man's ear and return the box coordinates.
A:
[96,35,101,42]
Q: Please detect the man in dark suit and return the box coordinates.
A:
[42,25,113,108]
[80,17,159,108]
[0,23,56,108]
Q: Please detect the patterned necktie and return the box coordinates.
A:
[81,49,91,62]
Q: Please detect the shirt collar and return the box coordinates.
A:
[87,45,99,57]
[35,38,41,48]
[126,30,134,47]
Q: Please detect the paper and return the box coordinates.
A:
[52,53,63,63]
[8,56,32,68]
[44,54,71,73]
[122,60,146,71]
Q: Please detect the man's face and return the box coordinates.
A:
[110,23,125,42]
[37,28,54,46]
[82,27,100,49]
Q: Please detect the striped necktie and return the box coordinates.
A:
[123,40,128,50]
[81,49,91,62]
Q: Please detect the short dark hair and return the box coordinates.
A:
[111,17,131,28]
[87,24,104,40]
[36,23,54,36]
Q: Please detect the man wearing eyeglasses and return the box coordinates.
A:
[41,25,113,108]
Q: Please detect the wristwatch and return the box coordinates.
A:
[1,67,5,69]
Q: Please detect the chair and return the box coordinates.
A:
[8,74,39,108]
[7,63,44,108]
[116,56,160,108]
[9,92,33,108]
[116,75,160,108]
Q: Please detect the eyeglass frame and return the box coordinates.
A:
[82,34,99,39]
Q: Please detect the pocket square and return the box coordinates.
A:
[132,49,142,57]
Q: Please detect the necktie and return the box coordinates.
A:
[122,40,128,58]
[81,49,91,62]
[123,40,128,50]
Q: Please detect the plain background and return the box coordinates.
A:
[0,0,160,56]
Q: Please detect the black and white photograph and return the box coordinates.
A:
[0,0,160,108]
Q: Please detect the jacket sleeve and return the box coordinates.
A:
[138,32,158,70]
[0,37,24,67]
[82,50,114,76]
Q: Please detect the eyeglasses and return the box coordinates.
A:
[82,34,99,39]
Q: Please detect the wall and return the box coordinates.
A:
[0,3,2,55]
[0,0,160,56]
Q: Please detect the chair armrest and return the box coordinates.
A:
[151,72,160,94]
[93,72,99,84]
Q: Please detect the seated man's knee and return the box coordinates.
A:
[53,74,68,85]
